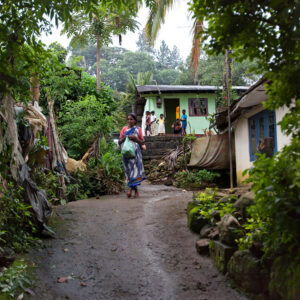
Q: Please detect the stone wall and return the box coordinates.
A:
[143,136,183,160]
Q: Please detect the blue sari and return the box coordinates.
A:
[122,126,146,188]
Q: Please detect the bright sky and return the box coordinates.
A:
[40,1,194,59]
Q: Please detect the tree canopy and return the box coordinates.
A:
[71,40,258,92]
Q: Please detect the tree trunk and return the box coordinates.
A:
[96,35,101,92]
[2,95,25,181]
[48,99,66,197]
[222,50,232,100]
[30,73,40,104]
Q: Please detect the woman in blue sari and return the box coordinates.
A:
[119,113,146,198]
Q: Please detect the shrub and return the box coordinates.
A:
[58,92,115,159]
[238,139,300,256]
[174,169,220,188]
[66,144,124,201]
[31,168,60,204]
[0,183,37,252]
[0,262,32,298]
[192,188,237,223]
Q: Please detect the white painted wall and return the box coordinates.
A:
[234,106,291,185]
[141,99,159,135]
[234,117,251,184]
[275,106,292,151]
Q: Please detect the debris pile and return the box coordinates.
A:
[145,144,191,185]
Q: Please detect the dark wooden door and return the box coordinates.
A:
[164,98,179,134]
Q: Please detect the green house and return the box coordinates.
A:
[135,85,248,134]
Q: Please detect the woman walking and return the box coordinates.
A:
[119,113,146,198]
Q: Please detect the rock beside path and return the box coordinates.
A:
[196,239,210,255]
[228,250,269,294]
[218,214,241,246]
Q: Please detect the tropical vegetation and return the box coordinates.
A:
[188,0,299,297]
[0,0,298,297]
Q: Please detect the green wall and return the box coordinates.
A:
[143,92,216,134]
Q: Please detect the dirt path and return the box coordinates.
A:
[28,183,247,300]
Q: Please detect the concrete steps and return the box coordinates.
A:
[143,136,183,160]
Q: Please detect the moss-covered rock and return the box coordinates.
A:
[200,224,213,238]
[187,201,208,233]
[217,214,241,246]
[209,240,236,274]
[233,191,255,218]
[227,250,269,294]
[0,247,16,267]
[269,254,300,300]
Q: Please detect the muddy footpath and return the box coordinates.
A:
[28,183,248,300]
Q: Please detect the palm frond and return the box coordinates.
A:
[190,19,203,83]
[145,0,175,45]
[126,72,137,94]
[142,71,153,85]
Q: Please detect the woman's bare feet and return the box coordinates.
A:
[126,188,132,198]
[133,189,139,198]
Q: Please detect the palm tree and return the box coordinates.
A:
[127,71,153,94]
[144,0,203,82]
[63,8,139,92]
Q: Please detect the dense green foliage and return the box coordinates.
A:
[0,0,136,95]
[0,182,37,253]
[38,43,116,112]
[174,170,221,189]
[58,92,115,159]
[59,90,113,159]
[239,141,300,254]
[31,168,61,204]
[188,188,237,228]
[0,262,32,298]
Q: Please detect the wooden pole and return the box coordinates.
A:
[225,49,234,189]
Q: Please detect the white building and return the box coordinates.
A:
[215,79,292,185]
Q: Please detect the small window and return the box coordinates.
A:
[188,98,208,116]
[248,110,277,161]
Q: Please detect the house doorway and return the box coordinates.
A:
[164,98,179,134]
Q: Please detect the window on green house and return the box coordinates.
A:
[188,98,208,116]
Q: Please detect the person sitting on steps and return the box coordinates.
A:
[172,119,182,135]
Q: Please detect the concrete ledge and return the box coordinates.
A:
[143,136,183,160]
[209,240,236,274]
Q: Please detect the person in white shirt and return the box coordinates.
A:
[150,111,157,136]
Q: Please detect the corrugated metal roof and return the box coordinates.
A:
[136,85,249,94]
